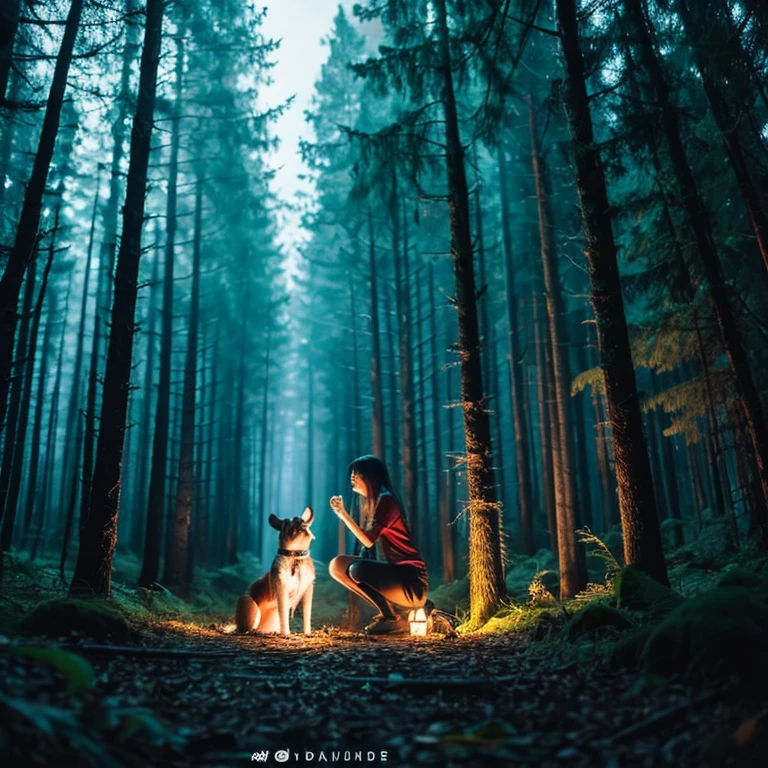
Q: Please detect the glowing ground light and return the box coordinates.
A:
[408,608,428,636]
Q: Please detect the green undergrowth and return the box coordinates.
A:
[462,525,768,685]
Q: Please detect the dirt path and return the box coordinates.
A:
[3,624,752,767]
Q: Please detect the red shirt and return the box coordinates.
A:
[363,491,426,570]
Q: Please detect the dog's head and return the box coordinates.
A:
[269,507,315,549]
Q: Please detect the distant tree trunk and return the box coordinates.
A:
[0,0,21,102]
[414,263,429,550]
[69,0,164,597]
[137,37,181,588]
[532,276,558,554]
[430,263,453,582]
[133,237,161,555]
[0,239,53,570]
[81,0,139,546]
[234,288,249,554]
[499,144,535,557]
[528,96,585,597]
[201,327,218,568]
[391,179,418,539]
[348,269,361,452]
[305,343,314,509]
[58,172,100,569]
[622,0,768,544]
[556,0,668,584]
[368,209,385,459]
[592,387,615,532]
[0,249,37,526]
[572,337,594,533]
[257,323,271,549]
[0,0,83,443]
[435,0,506,625]
[384,282,400,487]
[164,178,202,595]
[20,290,54,549]
[31,273,73,560]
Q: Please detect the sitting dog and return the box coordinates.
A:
[235,507,316,636]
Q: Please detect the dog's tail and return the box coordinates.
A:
[235,595,260,633]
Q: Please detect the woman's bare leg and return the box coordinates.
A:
[328,555,393,616]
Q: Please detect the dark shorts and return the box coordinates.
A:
[347,559,429,607]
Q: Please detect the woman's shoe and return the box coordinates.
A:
[365,613,408,635]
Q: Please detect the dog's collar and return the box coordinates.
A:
[277,548,310,557]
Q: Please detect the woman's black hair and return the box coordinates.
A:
[348,454,411,535]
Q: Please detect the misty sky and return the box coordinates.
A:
[260,0,353,251]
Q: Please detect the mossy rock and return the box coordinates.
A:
[20,598,135,642]
[564,603,633,640]
[613,566,682,618]
[607,626,654,670]
[640,586,768,679]
[717,567,766,591]
[530,611,566,641]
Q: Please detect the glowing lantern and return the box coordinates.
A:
[408,607,428,636]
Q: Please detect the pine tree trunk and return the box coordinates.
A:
[234,298,248,555]
[58,173,101,568]
[430,263,453,582]
[69,0,164,597]
[532,275,558,554]
[0,251,37,526]
[623,0,768,543]
[592,387,614,532]
[137,37,181,588]
[528,96,585,596]
[443,308,458,583]
[201,328,217,568]
[368,209,386,459]
[572,336,594,532]
[391,178,418,539]
[81,0,139,542]
[348,270,361,452]
[133,238,161,555]
[435,0,506,625]
[414,261,430,554]
[31,272,73,559]
[20,286,54,549]
[257,323,271,554]
[498,144,535,557]
[164,178,201,595]
[556,0,668,584]
[384,280,400,488]
[305,342,314,511]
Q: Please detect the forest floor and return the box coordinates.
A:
[0,614,760,768]
[1,537,767,767]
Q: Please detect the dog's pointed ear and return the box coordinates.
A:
[302,506,314,525]
[268,514,282,531]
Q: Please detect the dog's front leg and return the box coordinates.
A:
[277,586,291,636]
[301,581,314,636]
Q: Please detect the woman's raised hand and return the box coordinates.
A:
[329,495,347,517]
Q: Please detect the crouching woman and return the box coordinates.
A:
[329,455,428,634]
